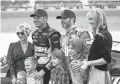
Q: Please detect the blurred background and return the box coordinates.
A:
[1,0,120,11]
[0,0,120,77]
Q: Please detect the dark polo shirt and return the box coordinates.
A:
[88,27,112,71]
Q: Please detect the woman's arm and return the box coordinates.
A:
[87,58,107,66]
[7,43,17,84]
[7,43,16,77]
[82,33,111,68]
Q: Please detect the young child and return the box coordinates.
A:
[50,49,69,84]
[24,57,43,84]
[69,38,89,84]
[16,71,26,84]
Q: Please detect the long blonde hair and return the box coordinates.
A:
[86,8,107,31]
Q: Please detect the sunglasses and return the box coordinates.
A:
[16,32,25,35]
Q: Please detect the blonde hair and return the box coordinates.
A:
[25,57,37,65]
[17,71,26,82]
[16,23,31,36]
[86,8,107,30]
[70,38,88,60]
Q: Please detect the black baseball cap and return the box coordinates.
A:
[56,10,76,20]
[30,9,48,17]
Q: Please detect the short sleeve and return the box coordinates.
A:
[94,33,111,63]
[94,33,106,47]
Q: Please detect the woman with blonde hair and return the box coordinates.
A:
[80,8,112,84]
[7,23,34,84]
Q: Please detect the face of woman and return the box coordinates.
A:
[87,16,98,37]
[51,56,61,67]
[88,17,96,29]
[33,16,46,29]
[16,29,27,40]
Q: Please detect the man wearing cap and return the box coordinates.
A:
[30,9,61,84]
[56,9,91,84]
[56,9,90,58]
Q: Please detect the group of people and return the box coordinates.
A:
[6,8,112,84]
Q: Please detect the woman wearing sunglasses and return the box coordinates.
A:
[7,23,34,84]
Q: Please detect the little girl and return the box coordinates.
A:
[50,49,69,84]
[69,38,89,84]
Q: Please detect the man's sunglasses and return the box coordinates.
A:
[16,32,25,35]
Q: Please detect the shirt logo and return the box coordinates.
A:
[34,46,47,53]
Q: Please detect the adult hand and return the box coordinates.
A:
[71,60,83,73]
[12,77,16,84]
[81,60,91,70]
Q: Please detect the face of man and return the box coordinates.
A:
[61,17,72,30]
[33,16,47,29]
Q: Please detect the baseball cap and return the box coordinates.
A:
[30,9,48,17]
[56,10,76,19]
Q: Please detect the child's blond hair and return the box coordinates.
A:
[17,71,26,83]
[70,38,88,60]
[25,57,37,65]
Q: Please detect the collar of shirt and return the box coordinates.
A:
[66,24,77,35]
[38,23,50,32]
[27,70,37,78]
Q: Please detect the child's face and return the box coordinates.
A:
[71,43,80,52]
[51,56,61,67]
[16,76,25,84]
[25,60,36,72]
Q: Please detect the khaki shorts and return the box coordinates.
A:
[88,66,112,84]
